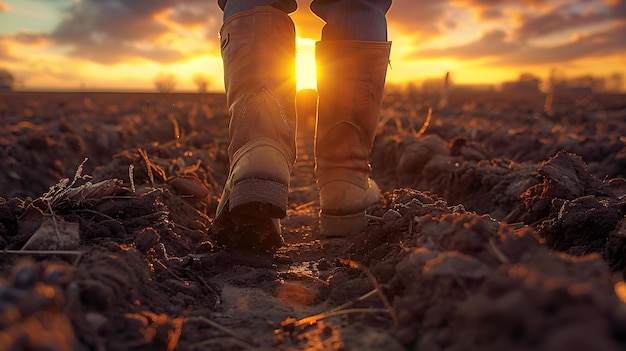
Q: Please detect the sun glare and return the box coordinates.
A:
[296,37,317,91]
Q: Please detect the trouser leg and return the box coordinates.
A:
[218,0,297,20]
[310,0,391,41]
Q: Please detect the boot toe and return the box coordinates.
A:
[318,179,381,237]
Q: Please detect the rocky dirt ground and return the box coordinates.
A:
[0,90,625,351]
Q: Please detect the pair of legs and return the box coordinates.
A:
[211,0,392,251]
[219,0,391,41]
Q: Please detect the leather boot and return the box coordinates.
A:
[315,40,391,237]
[210,7,297,250]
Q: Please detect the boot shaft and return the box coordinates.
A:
[220,7,297,162]
[314,40,391,188]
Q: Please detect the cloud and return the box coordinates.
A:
[0,31,50,63]
[415,29,521,59]
[14,30,48,45]
[68,44,186,65]
[0,1,10,12]
[608,0,626,19]
[513,2,613,40]
[388,0,451,40]
[496,23,626,65]
[0,40,14,62]
[411,22,626,67]
[49,0,222,64]
[168,3,213,28]
[457,0,549,13]
[407,0,625,67]
[52,1,169,41]
[478,7,505,20]
[453,0,547,21]
[384,0,553,42]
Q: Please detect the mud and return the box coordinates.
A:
[0,90,625,350]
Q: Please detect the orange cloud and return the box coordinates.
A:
[48,0,221,64]
[514,3,613,41]
[14,30,48,45]
[415,29,520,60]
[387,0,449,41]
[413,22,625,67]
[0,41,12,61]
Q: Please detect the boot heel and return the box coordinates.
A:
[320,211,368,237]
[229,179,288,218]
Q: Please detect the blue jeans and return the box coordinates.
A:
[217,0,391,41]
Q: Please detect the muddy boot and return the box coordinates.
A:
[315,40,391,237]
[210,7,297,251]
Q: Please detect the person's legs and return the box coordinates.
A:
[310,0,391,41]
[218,0,297,20]
[210,4,298,250]
[311,0,392,236]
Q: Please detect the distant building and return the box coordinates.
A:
[549,74,605,94]
[556,86,593,95]
[451,84,496,93]
[422,77,446,94]
[501,77,541,93]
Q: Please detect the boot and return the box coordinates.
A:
[210,7,297,250]
[315,40,391,237]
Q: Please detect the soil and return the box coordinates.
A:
[1,90,626,351]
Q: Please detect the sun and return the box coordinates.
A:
[296,37,317,91]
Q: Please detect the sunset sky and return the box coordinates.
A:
[0,0,624,92]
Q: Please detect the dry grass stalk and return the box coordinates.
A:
[36,158,90,241]
[187,269,221,307]
[170,117,181,140]
[292,288,380,326]
[167,315,184,351]
[186,316,255,350]
[153,258,186,283]
[138,148,167,185]
[129,164,136,193]
[415,107,433,137]
[340,259,400,327]
[40,159,125,209]
[281,271,330,286]
[40,158,90,208]
[294,200,316,212]
[487,237,510,264]
[295,308,390,326]
[365,214,385,222]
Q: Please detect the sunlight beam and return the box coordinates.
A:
[296,37,317,91]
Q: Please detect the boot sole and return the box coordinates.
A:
[319,211,368,237]
[229,178,289,219]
